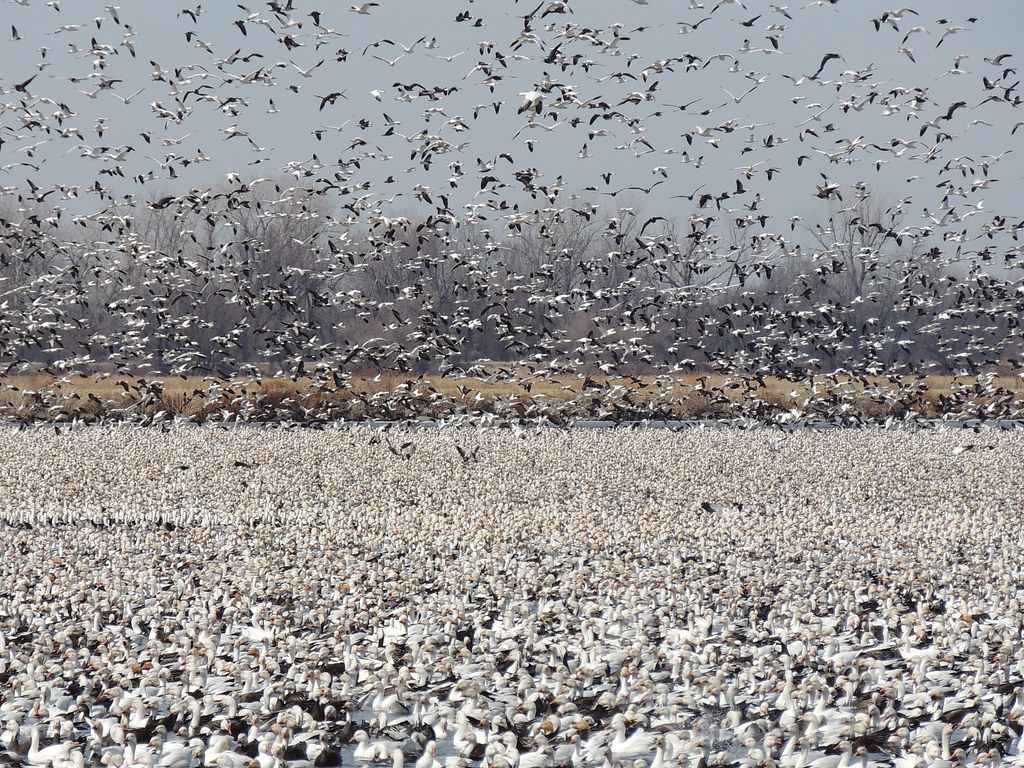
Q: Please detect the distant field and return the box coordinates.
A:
[1,369,1022,423]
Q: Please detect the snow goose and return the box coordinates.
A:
[414,742,440,768]
[551,735,585,766]
[157,739,205,768]
[609,715,656,759]
[0,721,22,753]
[516,744,553,768]
[27,727,74,766]
[451,713,477,755]
[369,681,409,716]
[648,738,667,768]
[203,734,251,768]
[806,741,854,768]
[50,750,86,768]
[352,730,393,762]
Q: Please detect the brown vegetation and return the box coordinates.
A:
[2,370,1022,425]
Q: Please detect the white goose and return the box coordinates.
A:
[157,738,205,768]
[551,735,584,766]
[50,750,85,768]
[648,738,667,768]
[203,734,250,768]
[352,730,394,762]
[251,741,277,768]
[806,741,854,768]
[370,681,409,716]
[609,715,656,759]
[414,741,441,768]
[451,712,477,755]
[27,727,74,767]
[516,743,553,768]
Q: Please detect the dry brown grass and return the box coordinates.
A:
[0,370,1021,423]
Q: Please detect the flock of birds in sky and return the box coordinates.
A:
[1,0,1023,424]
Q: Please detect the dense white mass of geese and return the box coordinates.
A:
[1,426,1023,768]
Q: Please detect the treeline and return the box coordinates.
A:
[1,181,1022,389]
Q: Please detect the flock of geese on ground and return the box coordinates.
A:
[1,426,1023,768]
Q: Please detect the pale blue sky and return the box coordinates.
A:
[2,0,1022,262]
